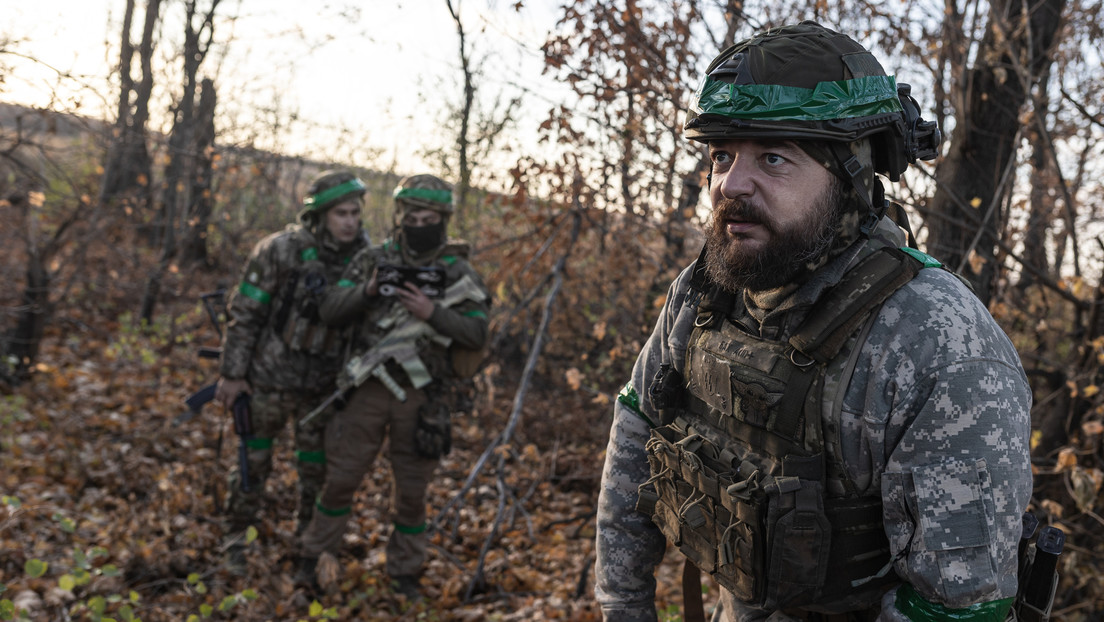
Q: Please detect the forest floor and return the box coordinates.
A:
[0,288,710,621]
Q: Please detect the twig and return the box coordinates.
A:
[542,510,597,533]
[434,196,586,601]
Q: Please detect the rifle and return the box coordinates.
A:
[299,326,422,426]
[1015,512,1066,622]
[231,393,253,493]
[300,273,487,427]
[176,288,228,425]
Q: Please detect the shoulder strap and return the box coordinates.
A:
[789,247,924,363]
[686,244,733,328]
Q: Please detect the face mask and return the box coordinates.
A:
[403,222,445,254]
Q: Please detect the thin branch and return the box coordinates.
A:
[432,196,585,600]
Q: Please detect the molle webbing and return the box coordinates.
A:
[646,245,925,609]
[789,247,922,363]
[686,394,799,460]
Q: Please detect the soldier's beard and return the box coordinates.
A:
[704,179,844,293]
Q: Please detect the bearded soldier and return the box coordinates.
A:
[296,173,490,599]
[595,22,1032,622]
[216,170,371,557]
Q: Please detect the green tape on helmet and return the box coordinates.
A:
[394,187,452,205]
[691,75,903,122]
[303,178,367,211]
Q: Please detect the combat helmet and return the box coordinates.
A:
[392,174,454,225]
[686,22,940,229]
[302,170,367,214]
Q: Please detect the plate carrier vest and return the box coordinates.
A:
[637,245,937,610]
[276,231,361,358]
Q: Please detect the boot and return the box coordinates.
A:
[390,574,423,601]
[293,556,319,592]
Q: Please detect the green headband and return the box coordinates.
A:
[303,178,366,211]
[393,187,452,205]
[691,75,902,121]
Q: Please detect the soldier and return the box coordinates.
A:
[296,174,490,599]
[595,22,1032,622]
[215,170,371,556]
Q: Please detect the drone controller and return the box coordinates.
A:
[377,264,446,298]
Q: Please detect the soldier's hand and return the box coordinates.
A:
[396,282,435,320]
[215,377,252,410]
[364,268,379,298]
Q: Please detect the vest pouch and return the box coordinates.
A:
[645,425,765,600]
[763,478,832,609]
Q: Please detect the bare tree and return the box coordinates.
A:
[179,77,217,267]
[99,0,163,211]
[140,0,223,323]
[925,0,1067,303]
[446,0,475,213]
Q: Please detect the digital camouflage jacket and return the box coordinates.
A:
[594,216,1032,621]
[220,223,369,391]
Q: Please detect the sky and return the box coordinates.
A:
[3,0,568,176]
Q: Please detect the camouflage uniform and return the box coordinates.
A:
[595,22,1032,622]
[596,216,1032,620]
[219,172,369,533]
[298,175,490,584]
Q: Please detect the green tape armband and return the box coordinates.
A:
[303,178,366,211]
[393,187,452,205]
[894,584,1013,622]
[463,310,487,318]
[692,75,903,122]
[441,255,458,265]
[337,279,357,288]
[315,501,351,517]
[393,521,427,534]
[295,450,326,464]
[300,247,318,262]
[246,437,273,450]
[900,247,943,268]
[238,281,272,304]
[617,384,656,428]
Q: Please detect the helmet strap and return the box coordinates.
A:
[827,142,883,237]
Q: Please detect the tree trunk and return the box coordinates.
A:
[4,245,50,385]
[925,0,1066,303]
[1018,68,1055,290]
[447,0,473,216]
[181,78,217,267]
[99,0,161,212]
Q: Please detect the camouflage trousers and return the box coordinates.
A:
[298,380,440,577]
[224,387,329,534]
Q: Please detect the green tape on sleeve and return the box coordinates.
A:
[238,281,272,304]
[337,279,357,287]
[617,384,656,428]
[894,584,1013,622]
[463,310,487,318]
[246,437,273,450]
